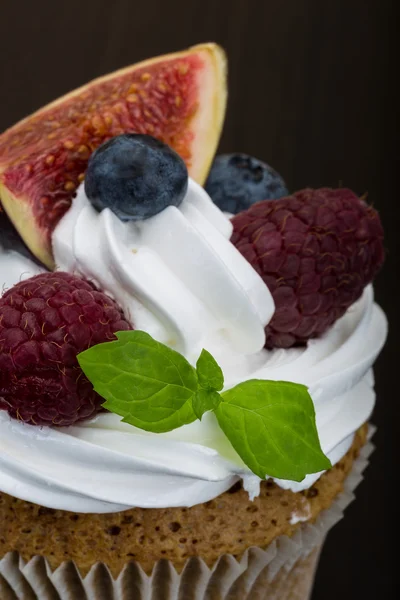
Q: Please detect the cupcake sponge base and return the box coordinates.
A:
[0,425,368,577]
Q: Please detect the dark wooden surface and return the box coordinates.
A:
[0,1,396,598]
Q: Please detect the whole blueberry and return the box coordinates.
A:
[85,134,188,221]
[205,154,289,214]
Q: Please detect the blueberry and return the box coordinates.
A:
[85,134,188,221]
[0,209,42,265]
[204,154,289,214]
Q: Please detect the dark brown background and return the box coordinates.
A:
[0,1,396,598]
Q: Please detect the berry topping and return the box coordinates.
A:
[231,188,385,349]
[205,153,288,214]
[84,134,189,221]
[0,272,132,426]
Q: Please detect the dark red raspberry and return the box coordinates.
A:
[0,272,132,426]
[231,188,384,349]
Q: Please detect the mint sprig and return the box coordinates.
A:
[78,330,331,482]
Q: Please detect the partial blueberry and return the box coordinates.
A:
[0,208,43,265]
[85,134,188,221]
[205,154,289,214]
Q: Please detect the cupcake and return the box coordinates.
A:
[0,43,387,600]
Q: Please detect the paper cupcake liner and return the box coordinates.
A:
[0,426,375,600]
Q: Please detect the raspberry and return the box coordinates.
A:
[231,188,385,349]
[0,272,132,426]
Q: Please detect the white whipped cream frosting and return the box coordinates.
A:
[0,180,387,512]
[53,180,275,362]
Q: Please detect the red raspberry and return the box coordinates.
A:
[231,188,384,348]
[0,272,132,426]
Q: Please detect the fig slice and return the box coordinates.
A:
[0,43,227,268]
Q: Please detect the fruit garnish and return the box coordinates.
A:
[0,43,227,268]
[85,134,188,221]
[0,206,40,264]
[0,272,132,426]
[78,330,331,482]
[231,188,385,348]
[205,153,288,214]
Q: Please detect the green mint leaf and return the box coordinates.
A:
[216,380,331,481]
[78,330,198,433]
[196,349,224,391]
[193,389,222,420]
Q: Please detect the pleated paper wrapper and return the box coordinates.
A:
[0,427,375,600]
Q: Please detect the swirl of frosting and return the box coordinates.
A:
[53,180,274,363]
[0,181,387,512]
